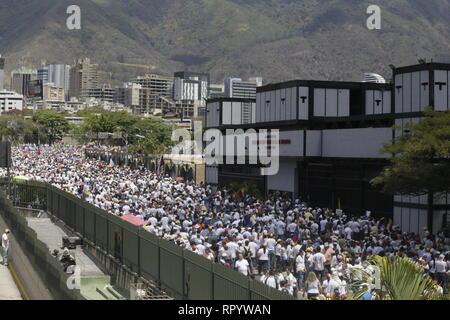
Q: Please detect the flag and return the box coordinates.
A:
[386,219,392,231]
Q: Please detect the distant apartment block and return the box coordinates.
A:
[83,85,116,102]
[224,77,262,99]
[116,83,141,109]
[0,90,24,114]
[43,83,65,101]
[130,74,174,116]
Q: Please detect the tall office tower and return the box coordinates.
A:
[10,67,38,96]
[38,64,71,100]
[69,58,100,99]
[0,55,5,90]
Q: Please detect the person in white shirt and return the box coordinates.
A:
[322,273,340,298]
[276,220,286,238]
[435,254,448,291]
[265,236,277,269]
[235,253,250,276]
[285,270,298,297]
[226,240,239,263]
[257,244,269,273]
[264,270,279,289]
[1,229,10,266]
[312,248,326,282]
[305,271,321,300]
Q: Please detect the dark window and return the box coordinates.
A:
[350,88,363,115]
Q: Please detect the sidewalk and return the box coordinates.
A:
[0,264,23,300]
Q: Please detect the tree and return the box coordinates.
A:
[32,110,70,145]
[349,256,440,300]
[75,106,108,117]
[128,118,174,155]
[77,112,174,154]
[0,116,40,144]
[371,108,450,197]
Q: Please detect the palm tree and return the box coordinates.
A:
[348,255,441,300]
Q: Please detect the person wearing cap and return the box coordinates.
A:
[1,229,10,266]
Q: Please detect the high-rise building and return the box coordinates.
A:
[0,55,5,91]
[69,58,100,99]
[38,64,71,100]
[224,77,261,99]
[10,67,37,96]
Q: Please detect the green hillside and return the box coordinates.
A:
[1,0,449,85]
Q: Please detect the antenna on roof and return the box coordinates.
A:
[418,58,426,65]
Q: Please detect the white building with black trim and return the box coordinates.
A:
[205,62,450,236]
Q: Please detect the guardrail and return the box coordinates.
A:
[2,180,295,300]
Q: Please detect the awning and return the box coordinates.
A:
[121,214,146,227]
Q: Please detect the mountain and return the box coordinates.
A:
[1,0,450,85]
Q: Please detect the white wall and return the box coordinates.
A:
[306,130,322,157]
[395,71,433,113]
[298,86,309,120]
[321,128,392,158]
[278,130,304,157]
[256,87,298,123]
[206,102,220,128]
[313,88,350,117]
[267,159,297,193]
[205,166,218,184]
[365,90,391,114]
[394,206,428,237]
[222,102,232,125]
[434,70,449,111]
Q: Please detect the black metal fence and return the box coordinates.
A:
[0,190,84,300]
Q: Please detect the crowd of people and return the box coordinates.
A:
[1,144,449,299]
